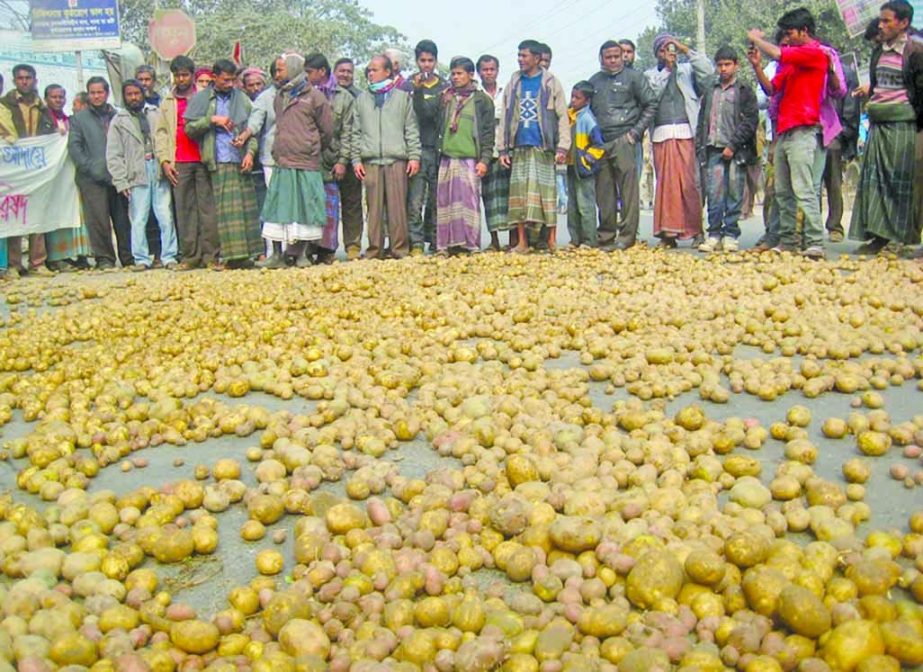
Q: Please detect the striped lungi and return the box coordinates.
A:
[508,147,556,232]
[482,158,511,232]
[46,225,91,262]
[652,137,702,239]
[261,167,325,246]
[436,157,481,251]
[214,163,262,261]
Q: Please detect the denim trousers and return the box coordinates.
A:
[408,147,438,247]
[771,127,827,248]
[704,147,745,239]
[129,159,178,266]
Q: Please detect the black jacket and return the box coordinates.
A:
[68,104,117,184]
[835,63,861,161]
[870,36,923,130]
[695,77,759,166]
[411,74,449,150]
[588,68,657,142]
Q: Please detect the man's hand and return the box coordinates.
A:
[162,161,179,187]
[852,84,870,98]
[475,162,488,177]
[746,47,762,69]
[211,115,234,131]
[747,29,765,43]
[122,189,131,200]
[499,154,512,169]
[241,154,253,173]
[626,131,637,145]
[407,160,420,177]
[354,162,366,181]
[722,147,734,161]
[669,38,690,55]
[333,163,346,181]
[554,150,567,165]
[231,129,251,147]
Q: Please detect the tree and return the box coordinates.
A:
[634,0,870,75]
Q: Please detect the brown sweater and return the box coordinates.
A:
[271,81,334,171]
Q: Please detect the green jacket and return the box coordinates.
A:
[350,87,421,166]
[322,85,356,177]
[436,89,495,165]
[183,89,257,172]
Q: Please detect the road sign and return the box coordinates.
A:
[148,9,196,60]
[30,0,122,52]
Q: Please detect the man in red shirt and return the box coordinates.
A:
[748,8,832,258]
[154,55,220,270]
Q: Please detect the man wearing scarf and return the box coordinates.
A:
[107,79,179,271]
[644,33,712,249]
[155,55,221,271]
[184,59,260,269]
[258,51,333,268]
[351,54,421,259]
[68,76,133,269]
[304,52,355,265]
[0,64,57,276]
[434,57,495,254]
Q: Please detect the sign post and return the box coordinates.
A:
[29,0,122,52]
[148,9,196,61]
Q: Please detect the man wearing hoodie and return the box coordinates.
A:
[107,79,179,271]
[0,64,56,276]
[68,76,133,269]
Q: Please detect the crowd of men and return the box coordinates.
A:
[0,0,921,276]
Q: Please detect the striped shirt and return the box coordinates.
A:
[871,39,909,105]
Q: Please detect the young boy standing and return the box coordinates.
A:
[566,82,605,247]
[695,46,759,252]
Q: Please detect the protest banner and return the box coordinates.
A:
[0,134,81,238]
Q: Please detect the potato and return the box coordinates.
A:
[777,584,831,638]
[626,549,684,608]
[278,618,331,659]
[821,620,885,671]
[170,619,220,654]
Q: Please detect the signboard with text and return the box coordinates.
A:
[836,0,880,37]
[30,0,122,52]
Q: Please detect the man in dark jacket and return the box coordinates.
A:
[405,39,448,254]
[822,58,860,241]
[0,64,57,276]
[589,40,657,250]
[695,46,759,252]
[68,76,132,269]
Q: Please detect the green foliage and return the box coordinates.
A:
[634,0,872,77]
[119,0,406,69]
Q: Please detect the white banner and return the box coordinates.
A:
[0,134,81,238]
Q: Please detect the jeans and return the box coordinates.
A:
[822,140,844,234]
[566,166,597,246]
[129,159,178,266]
[772,127,826,249]
[408,147,438,247]
[556,170,568,212]
[704,148,745,239]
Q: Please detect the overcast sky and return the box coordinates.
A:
[361,0,660,89]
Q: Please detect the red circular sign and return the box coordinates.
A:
[148,10,196,60]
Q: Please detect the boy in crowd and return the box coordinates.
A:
[566,81,604,248]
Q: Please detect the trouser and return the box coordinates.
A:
[174,161,220,265]
[774,127,826,249]
[340,167,364,250]
[595,138,640,247]
[76,176,132,266]
[408,147,437,247]
[252,165,268,218]
[129,159,179,267]
[704,147,745,239]
[7,234,47,270]
[145,209,162,260]
[556,169,568,212]
[635,141,644,180]
[822,140,844,235]
[366,161,409,259]
[566,167,597,247]
[743,162,762,217]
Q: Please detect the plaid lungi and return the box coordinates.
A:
[482,158,511,232]
[508,147,557,231]
[46,225,91,262]
[436,157,481,251]
[214,163,262,261]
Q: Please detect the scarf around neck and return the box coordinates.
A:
[445,82,477,133]
[369,78,396,108]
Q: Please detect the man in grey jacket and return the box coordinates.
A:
[589,41,657,250]
[645,34,713,247]
[68,76,132,269]
[107,79,178,270]
[351,54,420,260]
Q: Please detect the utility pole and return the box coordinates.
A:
[696,0,706,53]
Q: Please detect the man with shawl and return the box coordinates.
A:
[435,57,494,254]
[258,52,334,268]
[850,0,923,254]
[184,59,261,269]
[645,33,712,248]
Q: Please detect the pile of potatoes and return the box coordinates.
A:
[0,248,922,671]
